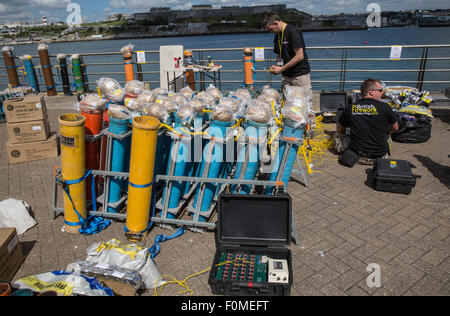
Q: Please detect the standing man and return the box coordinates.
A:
[336,79,399,167]
[264,13,312,97]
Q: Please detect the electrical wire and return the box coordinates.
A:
[153,258,254,296]
[297,115,338,174]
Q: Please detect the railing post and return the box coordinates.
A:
[134,51,144,82]
[339,48,347,92]
[80,56,89,93]
[416,47,429,91]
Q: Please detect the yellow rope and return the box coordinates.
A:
[153,258,254,296]
[297,115,337,174]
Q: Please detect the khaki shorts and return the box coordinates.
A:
[282,73,312,99]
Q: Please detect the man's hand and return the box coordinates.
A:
[333,132,351,154]
[270,65,283,75]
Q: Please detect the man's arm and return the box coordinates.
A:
[271,47,304,75]
[388,122,399,134]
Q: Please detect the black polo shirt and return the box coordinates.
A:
[338,98,398,156]
[273,24,310,78]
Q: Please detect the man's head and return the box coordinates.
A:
[361,79,384,100]
[264,13,283,33]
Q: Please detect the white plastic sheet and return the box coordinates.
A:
[0,198,37,235]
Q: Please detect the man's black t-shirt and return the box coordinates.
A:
[338,98,398,156]
[273,24,310,78]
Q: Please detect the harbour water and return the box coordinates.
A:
[2,26,450,92]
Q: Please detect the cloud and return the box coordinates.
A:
[109,0,126,9]
[0,0,74,23]
[31,0,72,9]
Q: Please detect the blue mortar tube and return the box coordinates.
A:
[183,113,207,195]
[23,57,39,93]
[161,117,191,218]
[193,119,232,221]
[232,120,267,194]
[265,119,304,195]
[107,116,130,212]
[154,130,171,183]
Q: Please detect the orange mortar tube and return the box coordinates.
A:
[184,50,195,90]
[123,51,135,82]
[81,107,104,202]
[243,47,254,90]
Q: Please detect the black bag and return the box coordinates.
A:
[392,112,432,143]
[339,148,360,167]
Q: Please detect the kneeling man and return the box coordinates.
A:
[336,79,398,166]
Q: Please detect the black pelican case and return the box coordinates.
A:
[372,158,420,194]
[320,91,348,123]
[208,193,293,296]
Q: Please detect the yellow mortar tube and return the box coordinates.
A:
[58,113,87,234]
[126,116,160,241]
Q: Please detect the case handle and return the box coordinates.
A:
[230,282,270,295]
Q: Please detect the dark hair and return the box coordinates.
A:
[263,13,281,27]
[360,79,381,96]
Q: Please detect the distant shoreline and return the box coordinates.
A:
[1,24,449,46]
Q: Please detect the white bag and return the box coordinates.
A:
[13,271,113,296]
[74,239,163,290]
[0,198,37,235]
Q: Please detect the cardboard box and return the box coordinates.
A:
[3,95,47,123]
[0,228,24,282]
[6,118,51,144]
[5,133,58,164]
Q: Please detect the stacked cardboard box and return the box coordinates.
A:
[0,100,6,122]
[3,95,58,164]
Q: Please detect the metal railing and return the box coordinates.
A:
[1,44,449,92]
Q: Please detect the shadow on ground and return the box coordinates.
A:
[414,154,450,189]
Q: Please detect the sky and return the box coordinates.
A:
[0,0,449,24]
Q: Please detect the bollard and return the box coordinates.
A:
[243,47,254,90]
[125,116,159,242]
[1,46,20,88]
[21,55,40,93]
[107,116,131,213]
[121,44,135,83]
[71,54,84,95]
[38,44,57,96]
[184,50,195,91]
[59,113,87,234]
[57,54,71,95]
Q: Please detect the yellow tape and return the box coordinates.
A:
[18,276,73,296]
[95,239,144,260]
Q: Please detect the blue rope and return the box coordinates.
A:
[58,170,110,235]
[148,226,186,259]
